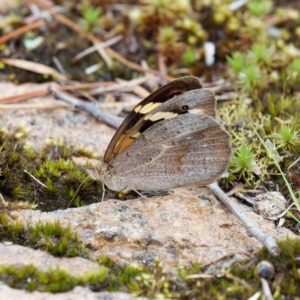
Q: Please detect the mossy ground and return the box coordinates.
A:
[0,237,299,299]
[0,127,104,211]
[0,212,88,257]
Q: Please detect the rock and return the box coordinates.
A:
[253,192,287,220]
[14,187,298,271]
[256,260,275,280]
[0,244,100,276]
[0,82,114,155]
[0,282,146,300]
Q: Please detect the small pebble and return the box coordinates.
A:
[256,260,275,280]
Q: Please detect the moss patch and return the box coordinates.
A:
[258,237,300,297]
[0,128,103,211]
[0,213,88,257]
[0,237,299,298]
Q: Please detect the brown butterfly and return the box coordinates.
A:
[101,77,231,192]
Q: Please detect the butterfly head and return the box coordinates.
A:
[100,163,127,192]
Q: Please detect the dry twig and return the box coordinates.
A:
[49,87,122,129]
[72,35,124,62]
[208,182,281,257]
[261,278,274,300]
[90,76,154,95]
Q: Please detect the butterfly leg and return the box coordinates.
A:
[118,187,149,200]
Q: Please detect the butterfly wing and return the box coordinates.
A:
[106,112,231,191]
[104,77,202,163]
[107,88,216,163]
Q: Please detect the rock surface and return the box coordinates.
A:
[0,243,100,276]
[0,282,146,300]
[0,82,115,154]
[12,189,298,271]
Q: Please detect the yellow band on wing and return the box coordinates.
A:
[138,102,162,114]
[188,108,203,114]
[145,111,178,121]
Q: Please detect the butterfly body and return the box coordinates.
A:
[101,77,231,192]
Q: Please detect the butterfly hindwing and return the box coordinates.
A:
[109,112,231,190]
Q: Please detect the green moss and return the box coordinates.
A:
[1,237,299,298]
[81,6,102,32]
[0,128,103,211]
[0,213,88,257]
[0,213,26,243]
[0,237,296,297]
[258,237,300,297]
[0,265,83,292]
[218,91,300,195]
[98,255,115,268]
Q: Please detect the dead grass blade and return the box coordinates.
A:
[0,19,45,44]
[0,58,67,80]
[0,104,70,110]
[72,34,124,62]
[0,82,115,104]
[52,13,176,82]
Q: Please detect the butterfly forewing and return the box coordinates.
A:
[104,77,202,163]
[111,88,216,163]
